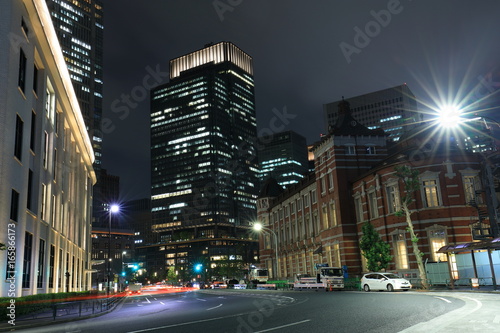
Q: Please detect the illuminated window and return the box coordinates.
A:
[386,184,401,214]
[329,201,337,227]
[462,174,481,205]
[322,206,328,229]
[392,232,408,269]
[422,180,440,207]
[428,227,447,262]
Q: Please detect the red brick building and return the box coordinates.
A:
[257,100,487,281]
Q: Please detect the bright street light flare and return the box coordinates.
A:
[436,104,462,128]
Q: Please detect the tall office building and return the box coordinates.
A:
[147,42,259,281]
[324,84,421,143]
[45,0,108,225]
[0,0,96,296]
[258,130,308,188]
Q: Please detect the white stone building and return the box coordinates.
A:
[0,0,96,297]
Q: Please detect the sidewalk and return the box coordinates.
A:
[402,287,500,332]
[0,295,124,332]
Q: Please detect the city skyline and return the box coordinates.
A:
[101,1,500,200]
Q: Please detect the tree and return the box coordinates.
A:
[359,221,392,272]
[166,267,178,285]
[394,165,430,289]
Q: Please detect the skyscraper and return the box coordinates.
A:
[324,84,421,143]
[258,130,309,188]
[146,42,259,280]
[45,0,108,225]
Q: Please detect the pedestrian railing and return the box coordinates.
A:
[16,294,122,322]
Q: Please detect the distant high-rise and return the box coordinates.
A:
[147,42,260,280]
[46,0,108,224]
[258,130,308,188]
[324,84,421,142]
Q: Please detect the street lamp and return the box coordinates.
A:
[107,204,119,298]
[436,108,500,238]
[253,222,279,279]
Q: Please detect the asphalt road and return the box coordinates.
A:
[10,289,467,333]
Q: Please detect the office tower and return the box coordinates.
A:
[459,116,499,153]
[147,42,259,281]
[45,0,108,225]
[258,130,308,188]
[123,198,155,245]
[324,84,421,142]
[0,0,96,296]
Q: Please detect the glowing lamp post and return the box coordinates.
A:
[253,222,279,279]
[107,204,120,298]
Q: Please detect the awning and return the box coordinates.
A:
[437,237,500,253]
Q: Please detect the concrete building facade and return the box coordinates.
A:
[0,0,96,297]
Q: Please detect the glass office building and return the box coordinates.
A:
[324,84,421,143]
[258,130,309,188]
[46,0,107,224]
[151,42,259,232]
[148,42,260,280]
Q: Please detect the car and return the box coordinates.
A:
[361,272,412,292]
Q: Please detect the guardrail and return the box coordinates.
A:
[17,294,122,322]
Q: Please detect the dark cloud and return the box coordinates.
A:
[101,0,500,199]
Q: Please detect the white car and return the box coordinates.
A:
[361,272,412,292]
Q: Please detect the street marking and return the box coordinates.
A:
[206,303,223,311]
[197,298,207,301]
[435,296,452,303]
[143,298,151,303]
[493,315,500,324]
[160,302,165,305]
[255,319,311,332]
[154,298,157,300]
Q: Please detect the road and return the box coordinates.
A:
[8,289,484,333]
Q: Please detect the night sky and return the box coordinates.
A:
[100,0,500,201]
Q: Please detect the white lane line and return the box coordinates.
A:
[127,314,251,332]
[142,297,151,303]
[255,319,311,333]
[160,302,165,305]
[435,296,452,303]
[206,303,223,311]
[197,298,207,301]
